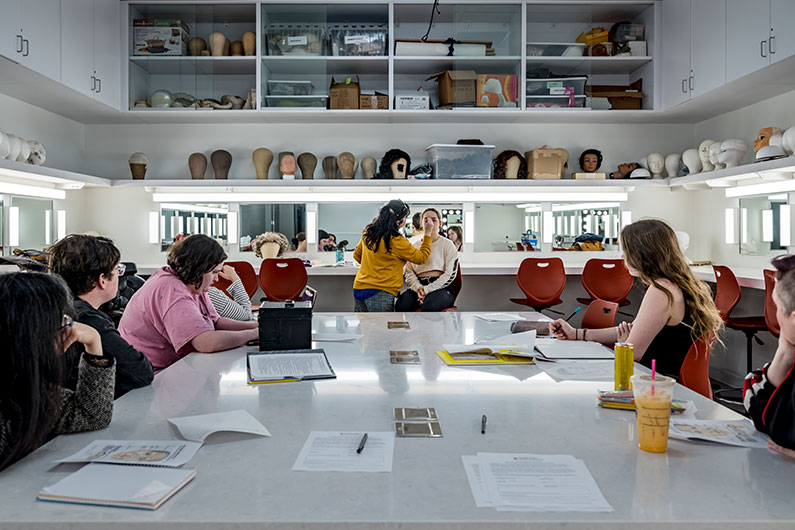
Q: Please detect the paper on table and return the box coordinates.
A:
[444,330,537,357]
[311,333,361,342]
[292,431,394,472]
[668,419,769,448]
[475,313,523,322]
[534,337,614,359]
[56,440,202,467]
[477,452,613,512]
[249,352,334,380]
[537,360,615,382]
[168,410,271,442]
[461,455,494,507]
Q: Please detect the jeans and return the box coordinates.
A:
[394,288,455,312]
[354,290,396,312]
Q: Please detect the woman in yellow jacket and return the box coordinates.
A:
[353,199,434,312]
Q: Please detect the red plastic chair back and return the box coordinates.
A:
[764,269,780,337]
[712,265,741,322]
[212,261,258,300]
[516,257,566,307]
[679,334,714,399]
[580,259,633,303]
[515,242,524,251]
[523,242,535,251]
[258,258,308,302]
[581,299,619,329]
[442,264,463,312]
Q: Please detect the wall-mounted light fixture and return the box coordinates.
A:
[148,211,159,244]
[56,209,66,241]
[9,206,19,247]
[724,208,737,245]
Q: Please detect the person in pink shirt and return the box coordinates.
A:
[119,235,258,373]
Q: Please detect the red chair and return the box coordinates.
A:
[523,242,535,252]
[212,261,258,300]
[443,264,463,312]
[576,258,633,307]
[581,299,619,329]
[258,258,308,302]
[510,257,566,314]
[764,269,780,337]
[515,242,524,251]
[679,334,715,400]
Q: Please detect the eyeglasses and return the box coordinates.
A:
[771,254,795,273]
[58,314,74,331]
[117,263,126,276]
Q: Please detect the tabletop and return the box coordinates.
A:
[0,311,791,530]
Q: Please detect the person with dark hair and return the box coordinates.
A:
[48,234,153,398]
[0,272,115,471]
[446,225,463,252]
[396,208,459,312]
[119,234,258,373]
[353,199,434,312]
[745,254,795,459]
[318,229,330,252]
[292,232,307,252]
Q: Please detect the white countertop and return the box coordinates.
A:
[0,312,791,529]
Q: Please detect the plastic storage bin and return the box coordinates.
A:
[267,80,314,96]
[426,144,496,179]
[266,24,325,55]
[613,23,645,42]
[328,24,387,56]
[526,95,587,108]
[264,95,328,108]
[526,42,584,56]
[526,77,587,96]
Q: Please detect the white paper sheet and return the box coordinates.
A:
[668,419,769,448]
[292,431,394,472]
[537,360,615,382]
[476,452,613,512]
[475,313,524,322]
[311,333,361,342]
[248,352,333,380]
[534,337,614,359]
[461,455,494,507]
[56,440,202,467]
[168,410,271,442]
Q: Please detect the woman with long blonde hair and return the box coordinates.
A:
[550,219,723,378]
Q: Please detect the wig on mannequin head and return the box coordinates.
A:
[492,150,528,179]
[375,149,411,179]
[578,149,603,171]
[252,232,290,258]
[363,199,410,254]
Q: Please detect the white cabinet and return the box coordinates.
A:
[662,0,726,108]
[60,0,119,109]
[0,0,61,82]
[727,0,795,81]
[770,0,795,64]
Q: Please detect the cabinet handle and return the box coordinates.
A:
[91,75,96,92]
[682,79,687,93]
[689,76,694,92]
[22,38,29,57]
[770,35,776,54]
[15,35,23,53]
[761,39,768,57]
[96,77,101,94]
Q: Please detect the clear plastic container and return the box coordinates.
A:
[267,80,314,96]
[526,77,587,96]
[264,95,328,108]
[613,24,645,42]
[425,144,496,179]
[526,42,585,57]
[526,95,587,109]
[265,24,325,55]
[328,23,387,56]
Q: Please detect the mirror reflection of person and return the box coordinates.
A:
[396,208,458,312]
[446,225,463,252]
[318,229,330,252]
[291,232,307,252]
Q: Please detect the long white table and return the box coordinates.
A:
[0,312,792,529]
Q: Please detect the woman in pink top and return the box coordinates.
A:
[119,235,258,373]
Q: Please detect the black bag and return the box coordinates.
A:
[258,300,312,351]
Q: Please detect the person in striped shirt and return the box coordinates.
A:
[207,265,253,321]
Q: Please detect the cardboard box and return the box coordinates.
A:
[426,70,477,107]
[526,147,569,180]
[359,92,388,110]
[329,76,360,109]
[133,19,189,56]
[476,74,518,107]
[395,91,430,110]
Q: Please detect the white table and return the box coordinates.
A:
[0,312,791,529]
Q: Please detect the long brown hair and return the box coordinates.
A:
[620,219,722,343]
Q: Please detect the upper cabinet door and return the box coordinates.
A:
[661,0,692,109]
[690,0,726,98]
[770,0,795,63]
[726,0,771,82]
[0,1,22,61]
[92,0,120,109]
[60,0,94,97]
[19,0,61,81]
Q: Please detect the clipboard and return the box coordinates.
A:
[247,349,336,384]
[435,350,535,366]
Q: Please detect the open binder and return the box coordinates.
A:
[247,348,336,384]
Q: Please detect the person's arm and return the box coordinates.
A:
[208,284,253,321]
[395,236,432,264]
[353,239,363,264]
[767,335,795,387]
[744,337,795,445]
[215,317,258,331]
[404,261,421,292]
[423,245,458,294]
[191,328,258,353]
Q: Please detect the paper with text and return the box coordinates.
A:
[56,440,202,467]
[249,352,334,380]
[668,419,769,447]
[292,431,394,472]
[534,337,614,359]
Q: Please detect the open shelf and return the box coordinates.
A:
[262,56,388,76]
[668,156,795,190]
[525,56,652,76]
[393,56,521,75]
[129,56,256,76]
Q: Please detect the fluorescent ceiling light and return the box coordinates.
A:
[0,182,66,200]
[725,179,795,198]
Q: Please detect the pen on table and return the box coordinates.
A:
[356,433,368,454]
[481,415,487,434]
[553,306,582,334]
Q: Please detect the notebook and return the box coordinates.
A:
[534,338,614,360]
[38,463,195,510]
[247,348,336,384]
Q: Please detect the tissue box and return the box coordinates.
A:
[476,75,518,107]
[133,19,189,56]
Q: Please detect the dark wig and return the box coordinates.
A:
[492,150,528,179]
[363,199,410,254]
[375,149,411,179]
[578,149,603,171]
[48,234,121,296]
[0,272,75,470]
[167,234,227,290]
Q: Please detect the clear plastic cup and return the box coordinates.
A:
[631,373,675,453]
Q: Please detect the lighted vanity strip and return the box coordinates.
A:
[0,312,791,529]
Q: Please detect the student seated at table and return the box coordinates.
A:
[207,264,253,322]
[353,199,435,312]
[0,272,115,471]
[744,254,795,460]
[395,208,459,312]
[119,234,258,373]
[48,234,154,398]
[550,219,723,379]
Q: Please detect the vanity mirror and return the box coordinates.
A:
[240,203,305,252]
[739,195,790,256]
[9,197,53,251]
[474,203,541,252]
[160,203,228,252]
[551,203,620,251]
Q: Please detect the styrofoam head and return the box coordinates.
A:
[698,140,717,165]
[682,148,702,174]
[647,152,664,174]
[665,153,682,178]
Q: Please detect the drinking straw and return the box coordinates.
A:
[651,359,656,396]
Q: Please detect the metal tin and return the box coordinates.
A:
[614,342,634,391]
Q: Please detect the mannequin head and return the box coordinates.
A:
[376,149,411,179]
[698,140,717,171]
[493,150,527,179]
[279,153,297,177]
[361,157,377,179]
[754,127,783,152]
[629,167,651,179]
[578,149,603,172]
[611,162,639,179]
[638,155,648,170]
[718,139,747,168]
[682,148,702,175]
[664,153,682,178]
[647,152,664,178]
[708,143,724,169]
[782,126,795,156]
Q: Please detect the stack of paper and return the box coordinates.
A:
[668,419,769,447]
[597,390,689,414]
[534,337,614,360]
[462,453,612,512]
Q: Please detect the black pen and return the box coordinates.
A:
[356,433,368,454]
[553,306,582,334]
[481,415,487,434]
